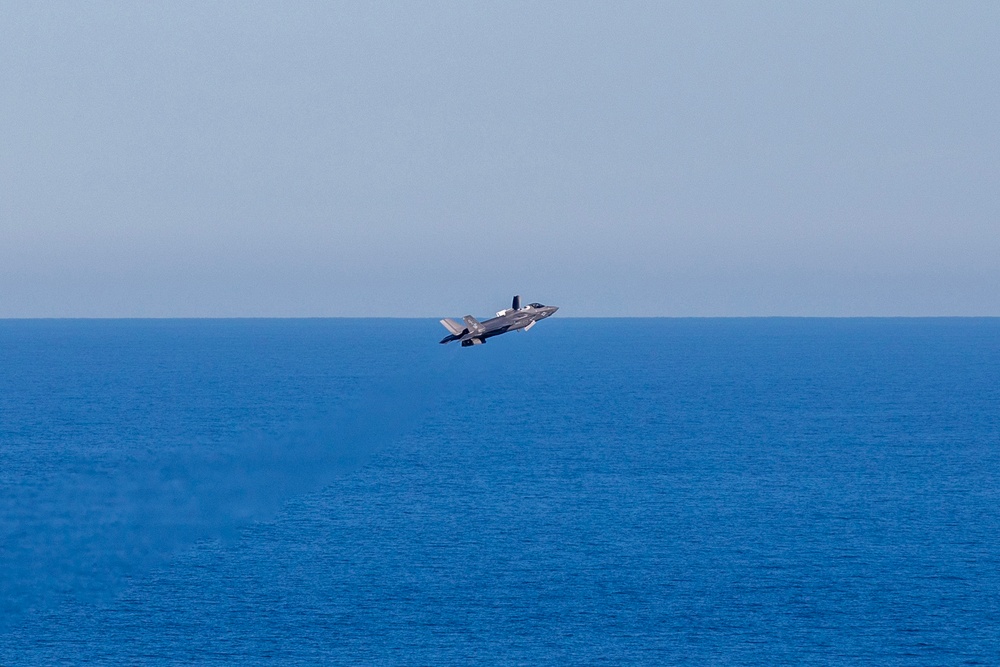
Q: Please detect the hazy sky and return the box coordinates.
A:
[2,2,998,317]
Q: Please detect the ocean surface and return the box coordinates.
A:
[1,318,998,665]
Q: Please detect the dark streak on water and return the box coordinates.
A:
[1,318,999,665]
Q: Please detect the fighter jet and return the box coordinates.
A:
[439,296,558,347]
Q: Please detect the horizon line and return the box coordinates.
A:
[2,315,999,321]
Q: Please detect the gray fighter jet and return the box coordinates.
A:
[439,296,558,347]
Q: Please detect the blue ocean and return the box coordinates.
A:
[2,318,998,665]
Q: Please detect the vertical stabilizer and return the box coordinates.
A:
[463,315,484,334]
[512,295,521,310]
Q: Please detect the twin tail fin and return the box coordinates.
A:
[463,315,484,334]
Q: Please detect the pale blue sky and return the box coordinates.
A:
[2,2,998,317]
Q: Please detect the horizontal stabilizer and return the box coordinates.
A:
[439,318,466,336]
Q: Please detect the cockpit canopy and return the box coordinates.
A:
[528,302,545,308]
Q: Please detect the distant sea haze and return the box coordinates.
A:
[2,318,998,665]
